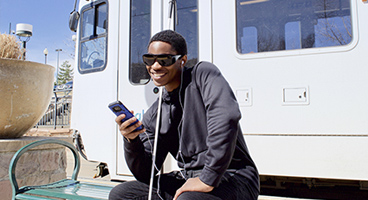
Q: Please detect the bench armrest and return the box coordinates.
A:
[8,139,81,198]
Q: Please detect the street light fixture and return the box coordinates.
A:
[54,49,62,130]
[43,48,48,64]
[16,23,33,60]
[55,49,62,85]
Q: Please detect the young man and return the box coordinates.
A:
[109,30,259,200]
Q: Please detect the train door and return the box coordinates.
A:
[71,0,119,166]
[115,0,204,179]
[114,0,157,178]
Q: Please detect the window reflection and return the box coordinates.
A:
[80,37,106,70]
[285,21,301,50]
[240,27,258,53]
[81,8,94,38]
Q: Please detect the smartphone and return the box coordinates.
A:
[108,101,143,131]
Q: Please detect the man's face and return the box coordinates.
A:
[146,41,183,92]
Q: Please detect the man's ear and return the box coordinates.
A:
[181,55,188,67]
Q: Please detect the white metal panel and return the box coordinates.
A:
[71,0,120,167]
[198,0,212,62]
[151,0,163,34]
[245,135,368,180]
[114,0,131,179]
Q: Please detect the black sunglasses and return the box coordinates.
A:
[142,54,183,66]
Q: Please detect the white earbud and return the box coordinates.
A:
[182,61,184,65]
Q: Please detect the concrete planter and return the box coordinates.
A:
[0,58,55,138]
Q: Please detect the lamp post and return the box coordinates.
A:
[54,48,62,129]
[55,49,62,85]
[43,48,48,64]
[16,23,33,60]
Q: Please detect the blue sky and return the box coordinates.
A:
[0,0,76,70]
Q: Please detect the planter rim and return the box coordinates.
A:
[0,58,55,69]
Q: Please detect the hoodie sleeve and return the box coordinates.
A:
[123,102,168,184]
[194,62,241,187]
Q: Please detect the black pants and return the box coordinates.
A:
[108,171,259,200]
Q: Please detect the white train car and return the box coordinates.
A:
[70,0,368,197]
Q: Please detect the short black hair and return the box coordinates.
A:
[148,30,187,55]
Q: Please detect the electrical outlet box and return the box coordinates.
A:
[236,88,252,106]
[282,86,309,105]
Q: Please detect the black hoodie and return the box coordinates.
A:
[123,61,259,190]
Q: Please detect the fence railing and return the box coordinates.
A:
[35,89,72,129]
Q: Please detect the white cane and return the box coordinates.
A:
[148,1,177,200]
[148,86,163,200]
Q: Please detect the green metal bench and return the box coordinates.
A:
[9,139,114,200]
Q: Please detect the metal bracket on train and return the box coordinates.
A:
[94,162,109,178]
[72,129,88,160]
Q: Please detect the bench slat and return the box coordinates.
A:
[14,194,57,200]
[21,182,113,200]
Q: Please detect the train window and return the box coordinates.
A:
[129,0,151,84]
[236,0,352,54]
[79,1,108,74]
[176,0,198,67]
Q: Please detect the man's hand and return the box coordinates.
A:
[115,112,145,141]
[173,177,214,200]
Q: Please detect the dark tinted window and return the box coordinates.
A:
[129,0,151,84]
[176,0,198,67]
